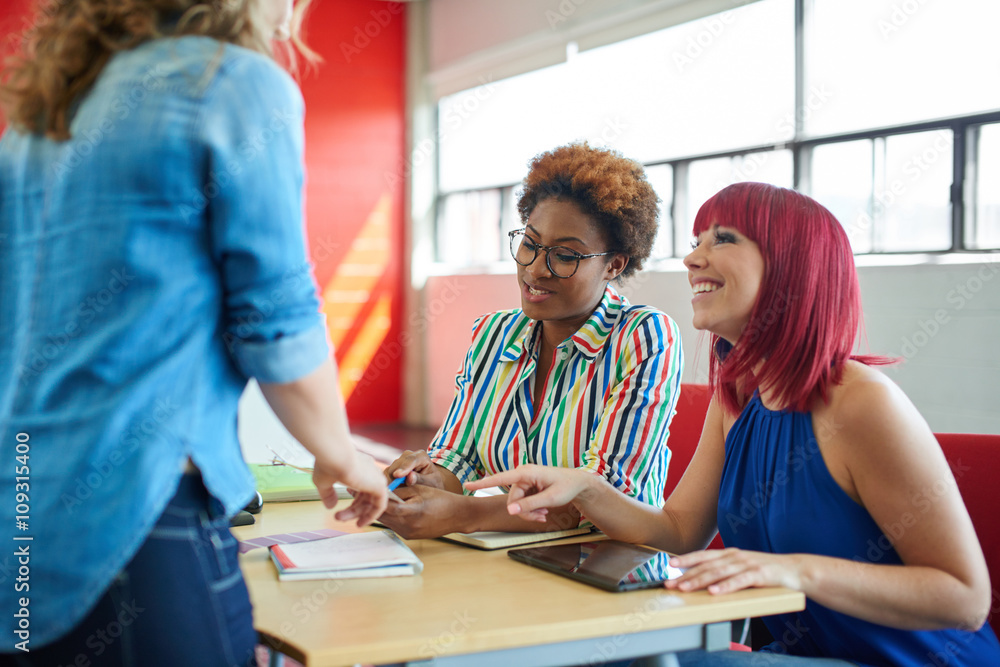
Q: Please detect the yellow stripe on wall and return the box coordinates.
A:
[338,294,392,400]
[321,193,392,350]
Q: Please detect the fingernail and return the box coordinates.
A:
[508,503,521,515]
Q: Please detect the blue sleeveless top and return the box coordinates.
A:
[717,394,1000,666]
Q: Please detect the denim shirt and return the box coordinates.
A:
[0,37,329,647]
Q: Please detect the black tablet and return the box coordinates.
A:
[508,540,684,592]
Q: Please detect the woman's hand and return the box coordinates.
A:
[384,450,449,490]
[665,548,805,595]
[377,485,466,539]
[465,464,595,522]
[313,455,388,527]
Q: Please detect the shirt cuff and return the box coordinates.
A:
[230,324,330,383]
[577,463,636,497]
[428,450,480,495]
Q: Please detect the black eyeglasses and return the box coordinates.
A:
[508,229,616,279]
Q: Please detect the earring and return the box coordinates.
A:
[274,19,291,41]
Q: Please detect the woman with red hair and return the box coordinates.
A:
[469,182,1000,665]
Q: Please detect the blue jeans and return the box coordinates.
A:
[675,650,856,666]
[2,474,257,667]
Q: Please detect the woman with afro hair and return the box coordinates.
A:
[380,142,684,539]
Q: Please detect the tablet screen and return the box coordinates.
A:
[508,540,684,592]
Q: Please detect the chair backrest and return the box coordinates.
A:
[666,383,712,497]
[664,394,1000,627]
[934,432,1000,632]
[665,384,724,549]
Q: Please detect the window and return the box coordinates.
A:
[436,190,503,264]
[645,164,674,262]
[432,0,1000,266]
[808,140,875,253]
[967,123,1000,250]
[879,131,952,252]
[805,0,1000,137]
[688,151,793,216]
[437,0,793,194]
[808,131,953,253]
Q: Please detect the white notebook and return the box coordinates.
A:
[269,530,423,581]
[439,526,594,550]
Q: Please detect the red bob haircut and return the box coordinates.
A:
[692,182,884,414]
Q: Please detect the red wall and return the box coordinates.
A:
[298,1,406,423]
[0,0,34,69]
[0,1,408,423]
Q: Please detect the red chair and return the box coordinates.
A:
[669,384,750,649]
[934,433,1000,632]
[665,383,724,549]
[664,392,1000,641]
[665,384,711,497]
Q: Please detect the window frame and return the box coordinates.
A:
[431,0,1000,267]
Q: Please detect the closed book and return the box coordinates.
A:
[439,526,594,550]
[249,463,350,503]
[269,530,423,581]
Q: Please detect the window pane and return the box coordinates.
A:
[436,190,502,263]
[806,0,1000,136]
[969,124,1000,249]
[809,132,952,253]
[809,140,875,254]
[437,0,793,192]
[572,0,794,162]
[645,164,674,260]
[734,151,794,190]
[502,186,521,236]
[879,131,952,252]
[688,150,794,220]
[688,157,732,226]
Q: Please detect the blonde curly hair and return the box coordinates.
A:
[0,0,317,140]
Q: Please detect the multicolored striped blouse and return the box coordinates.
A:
[427,284,683,506]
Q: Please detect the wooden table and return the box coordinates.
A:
[235,501,804,667]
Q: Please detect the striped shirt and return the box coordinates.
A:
[428,284,683,506]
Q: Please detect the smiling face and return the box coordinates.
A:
[683,224,766,345]
[517,198,628,344]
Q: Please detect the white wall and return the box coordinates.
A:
[853,258,1000,434]
[237,255,1000,466]
[415,258,1000,434]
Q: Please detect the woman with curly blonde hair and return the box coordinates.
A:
[1,1,388,664]
[378,142,685,540]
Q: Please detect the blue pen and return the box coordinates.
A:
[386,476,407,502]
